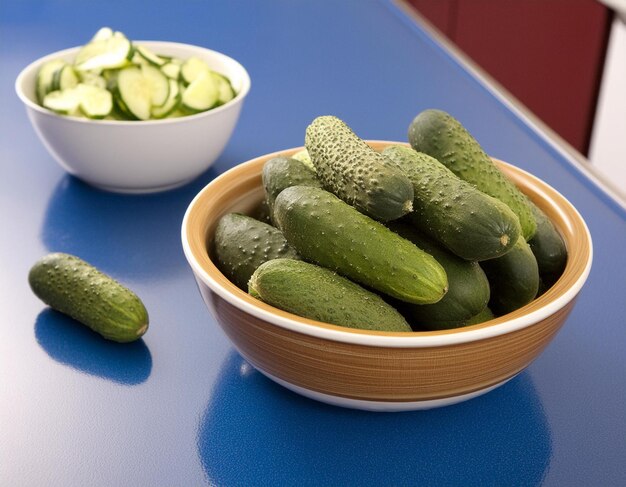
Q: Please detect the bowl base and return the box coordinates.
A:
[87,176,196,194]
[260,368,515,412]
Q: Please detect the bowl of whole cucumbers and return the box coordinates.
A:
[15,28,250,193]
[182,111,592,411]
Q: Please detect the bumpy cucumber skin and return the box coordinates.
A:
[249,259,411,332]
[262,157,322,215]
[28,253,148,343]
[383,145,521,261]
[305,116,414,222]
[249,198,273,225]
[528,203,567,289]
[480,237,539,316]
[274,186,448,305]
[408,109,537,240]
[213,213,299,290]
[388,223,490,328]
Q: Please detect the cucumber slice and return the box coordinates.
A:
[77,84,113,119]
[36,60,65,103]
[211,71,235,105]
[90,27,114,42]
[135,45,166,66]
[43,89,81,115]
[116,65,169,120]
[142,64,169,107]
[161,62,181,80]
[181,70,218,112]
[151,80,180,118]
[75,36,132,72]
[79,71,107,89]
[116,67,151,120]
[180,56,210,84]
[51,64,79,92]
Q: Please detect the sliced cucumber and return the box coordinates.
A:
[212,71,235,105]
[75,36,133,72]
[141,64,169,106]
[51,64,79,92]
[36,59,65,103]
[151,80,180,118]
[161,62,181,80]
[90,27,114,42]
[135,45,166,66]
[43,89,82,115]
[181,70,218,112]
[116,65,169,120]
[77,84,113,119]
[180,56,210,84]
[79,71,107,89]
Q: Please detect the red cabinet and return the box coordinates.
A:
[408,0,611,154]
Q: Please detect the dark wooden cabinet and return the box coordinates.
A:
[408,0,611,154]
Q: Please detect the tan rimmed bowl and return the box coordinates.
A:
[181,141,593,411]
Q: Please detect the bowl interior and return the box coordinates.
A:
[16,41,251,118]
[183,141,592,340]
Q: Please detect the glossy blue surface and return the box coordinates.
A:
[1,1,625,485]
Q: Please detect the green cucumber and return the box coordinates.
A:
[274,186,448,305]
[408,109,537,240]
[382,145,521,261]
[28,253,148,343]
[74,34,132,72]
[466,306,495,325]
[528,203,567,289]
[480,237,539,315]
[249,199,273,225]
[181,70,218,112]
[305,116,414,222]
[262,157,322,216]
[36,59,65,103]
[213,213,299,290]
[249,259,411,332]
[388,223,490,328]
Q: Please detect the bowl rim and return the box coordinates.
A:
[181,142,593,348]
[15,40,251,126]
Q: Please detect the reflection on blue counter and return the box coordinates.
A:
[40,173,216,280]
[35,309,152,385]
[198,352,552,486]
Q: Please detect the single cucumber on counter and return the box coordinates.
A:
[249,259,411,332]
[262,157,322,216]
[28,253,148,343]
[480,237,539,316]
[213,213,299,290]
[305,115,414,222]
[273,186,448,305]
[528,203,567,289]
[388,223,490,329]
[382,145,521,261]
[408,109,537,240]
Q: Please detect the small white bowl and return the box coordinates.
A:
[15,41,251,193]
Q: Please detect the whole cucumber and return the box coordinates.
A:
[305,115,414,222]
[274,186,448,305]
[382,145,521,261]
[480,237,540,315]
[408,109,537,240]
[262,156,322,217]
[28,253,148,343]
[249,259,411,332]
[528,202,567,289]
[388,223,490,327]
[213,213,299,290]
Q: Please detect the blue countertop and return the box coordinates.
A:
[1,1,625,485]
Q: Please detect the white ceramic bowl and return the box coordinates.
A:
[15,41,250,193]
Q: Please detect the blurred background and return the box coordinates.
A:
[407,0,625,199]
